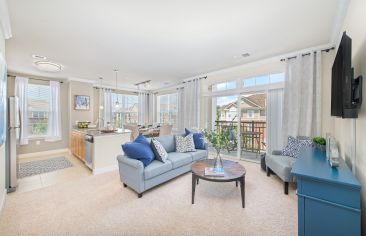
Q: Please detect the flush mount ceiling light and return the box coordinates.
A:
[233,53,250,59]
[34,61,62,72]
[241,53,250,57]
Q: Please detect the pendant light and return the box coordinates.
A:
[114,69,120,108]
[99,77,104,110]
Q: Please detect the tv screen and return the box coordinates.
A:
[331,32,353,118]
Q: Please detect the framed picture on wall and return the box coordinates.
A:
[74,95,90,110]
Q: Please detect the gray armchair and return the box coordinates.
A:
[265,150,296,195]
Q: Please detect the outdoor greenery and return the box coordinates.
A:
[32,123,47,135]
[203,128,230,154]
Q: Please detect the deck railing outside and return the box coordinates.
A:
[215,120,266,151]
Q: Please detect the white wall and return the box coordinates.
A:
[0,27,7,212]
[322,0,366,233]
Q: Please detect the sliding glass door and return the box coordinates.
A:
[238,92,267,162]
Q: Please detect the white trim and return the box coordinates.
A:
[17,148,70,159]
[0,0,12,39]
[0,188,6,215]
[92,165,118,175]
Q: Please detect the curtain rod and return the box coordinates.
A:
[183,76,207,83]
[7,74,64,83]
[93,86,139,94]
[280,47,335,62]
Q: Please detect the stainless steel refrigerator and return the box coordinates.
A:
[6,96,20,192]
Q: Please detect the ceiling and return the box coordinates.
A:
[5,0,348,90]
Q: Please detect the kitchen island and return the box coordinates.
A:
[70,128,131,175]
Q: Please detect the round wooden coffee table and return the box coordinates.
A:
[191,159,246,208]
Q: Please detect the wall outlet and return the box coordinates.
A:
[36,140,41,145]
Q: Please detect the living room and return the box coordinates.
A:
[0,0,365,235]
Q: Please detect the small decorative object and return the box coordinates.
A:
[203,129,228,170]
[312,136,326,152]
[74,95,90,110]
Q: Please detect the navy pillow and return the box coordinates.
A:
[134,134,150,146]
[122,142,155,167]
[185,128,205,150]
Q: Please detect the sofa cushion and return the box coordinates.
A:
[189,150,207,161]
[185,128,205,150]
[122,142,155,167]
[155,135,176,153]
[134,134,150,146]
[265,154,296,182]
[175,134,196,153]
[151,138,168,163]
[167,152,192,169]
[144,160,173,180]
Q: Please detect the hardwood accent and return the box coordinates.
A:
[70,130,86,161]
[191,159,246,208]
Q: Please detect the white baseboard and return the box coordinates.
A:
[18,148,70,159]
[92,165,119,175]
[0,188,6,215]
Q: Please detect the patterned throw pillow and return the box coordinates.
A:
[151,138,168,163]
[282,136,312,158]
[175,134,196,153]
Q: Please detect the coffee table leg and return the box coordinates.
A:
[240,176,245,208]
[192,174,196,204]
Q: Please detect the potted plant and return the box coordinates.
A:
[203,129,229,169]
[312,136,326,152]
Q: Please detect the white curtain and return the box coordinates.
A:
[282,51,322,141]
[182,78,201,130]
[177,87,185,132]
[15,76,29,145]
[138,92,154,125]
[267,88,284,153]
[99,88,112,127]
[45,81,62,141]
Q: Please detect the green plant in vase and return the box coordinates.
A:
[203,129,229,170]
[312,136,326,152]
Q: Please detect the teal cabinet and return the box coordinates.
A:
[292,148,361,236]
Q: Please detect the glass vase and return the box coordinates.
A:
[213,149,224,170]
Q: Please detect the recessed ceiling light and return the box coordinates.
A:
[32,54,47,60]
[34,61,62,72]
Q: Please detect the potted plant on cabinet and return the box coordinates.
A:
[312,136,326,152]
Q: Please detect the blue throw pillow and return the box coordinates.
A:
[134,134,150,146]
[122,142,155,167]
[185,128,205,150]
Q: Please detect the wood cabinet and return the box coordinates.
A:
[70,130,86,161]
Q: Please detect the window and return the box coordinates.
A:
[157,93,178,128]
[243,72,284,87]
[111,93,138,128]
[212,80,237,92]
[247,109,255,118]
[27,84,50,137]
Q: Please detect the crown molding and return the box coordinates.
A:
[0,0,12,39]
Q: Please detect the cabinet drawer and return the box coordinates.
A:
[298,177,360,209]
[303,197,360,236]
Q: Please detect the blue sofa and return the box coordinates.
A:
[117,135,208,197]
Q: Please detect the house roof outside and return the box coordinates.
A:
[220,94,266,111]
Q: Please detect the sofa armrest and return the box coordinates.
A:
[272,150,283,155]
[116,155,145,193]
[117,155,144,169]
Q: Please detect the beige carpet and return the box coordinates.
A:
[0,160,297,236]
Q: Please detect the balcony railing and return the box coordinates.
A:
[215,120,266,151]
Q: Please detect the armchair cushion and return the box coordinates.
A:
[282,136,312,158]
